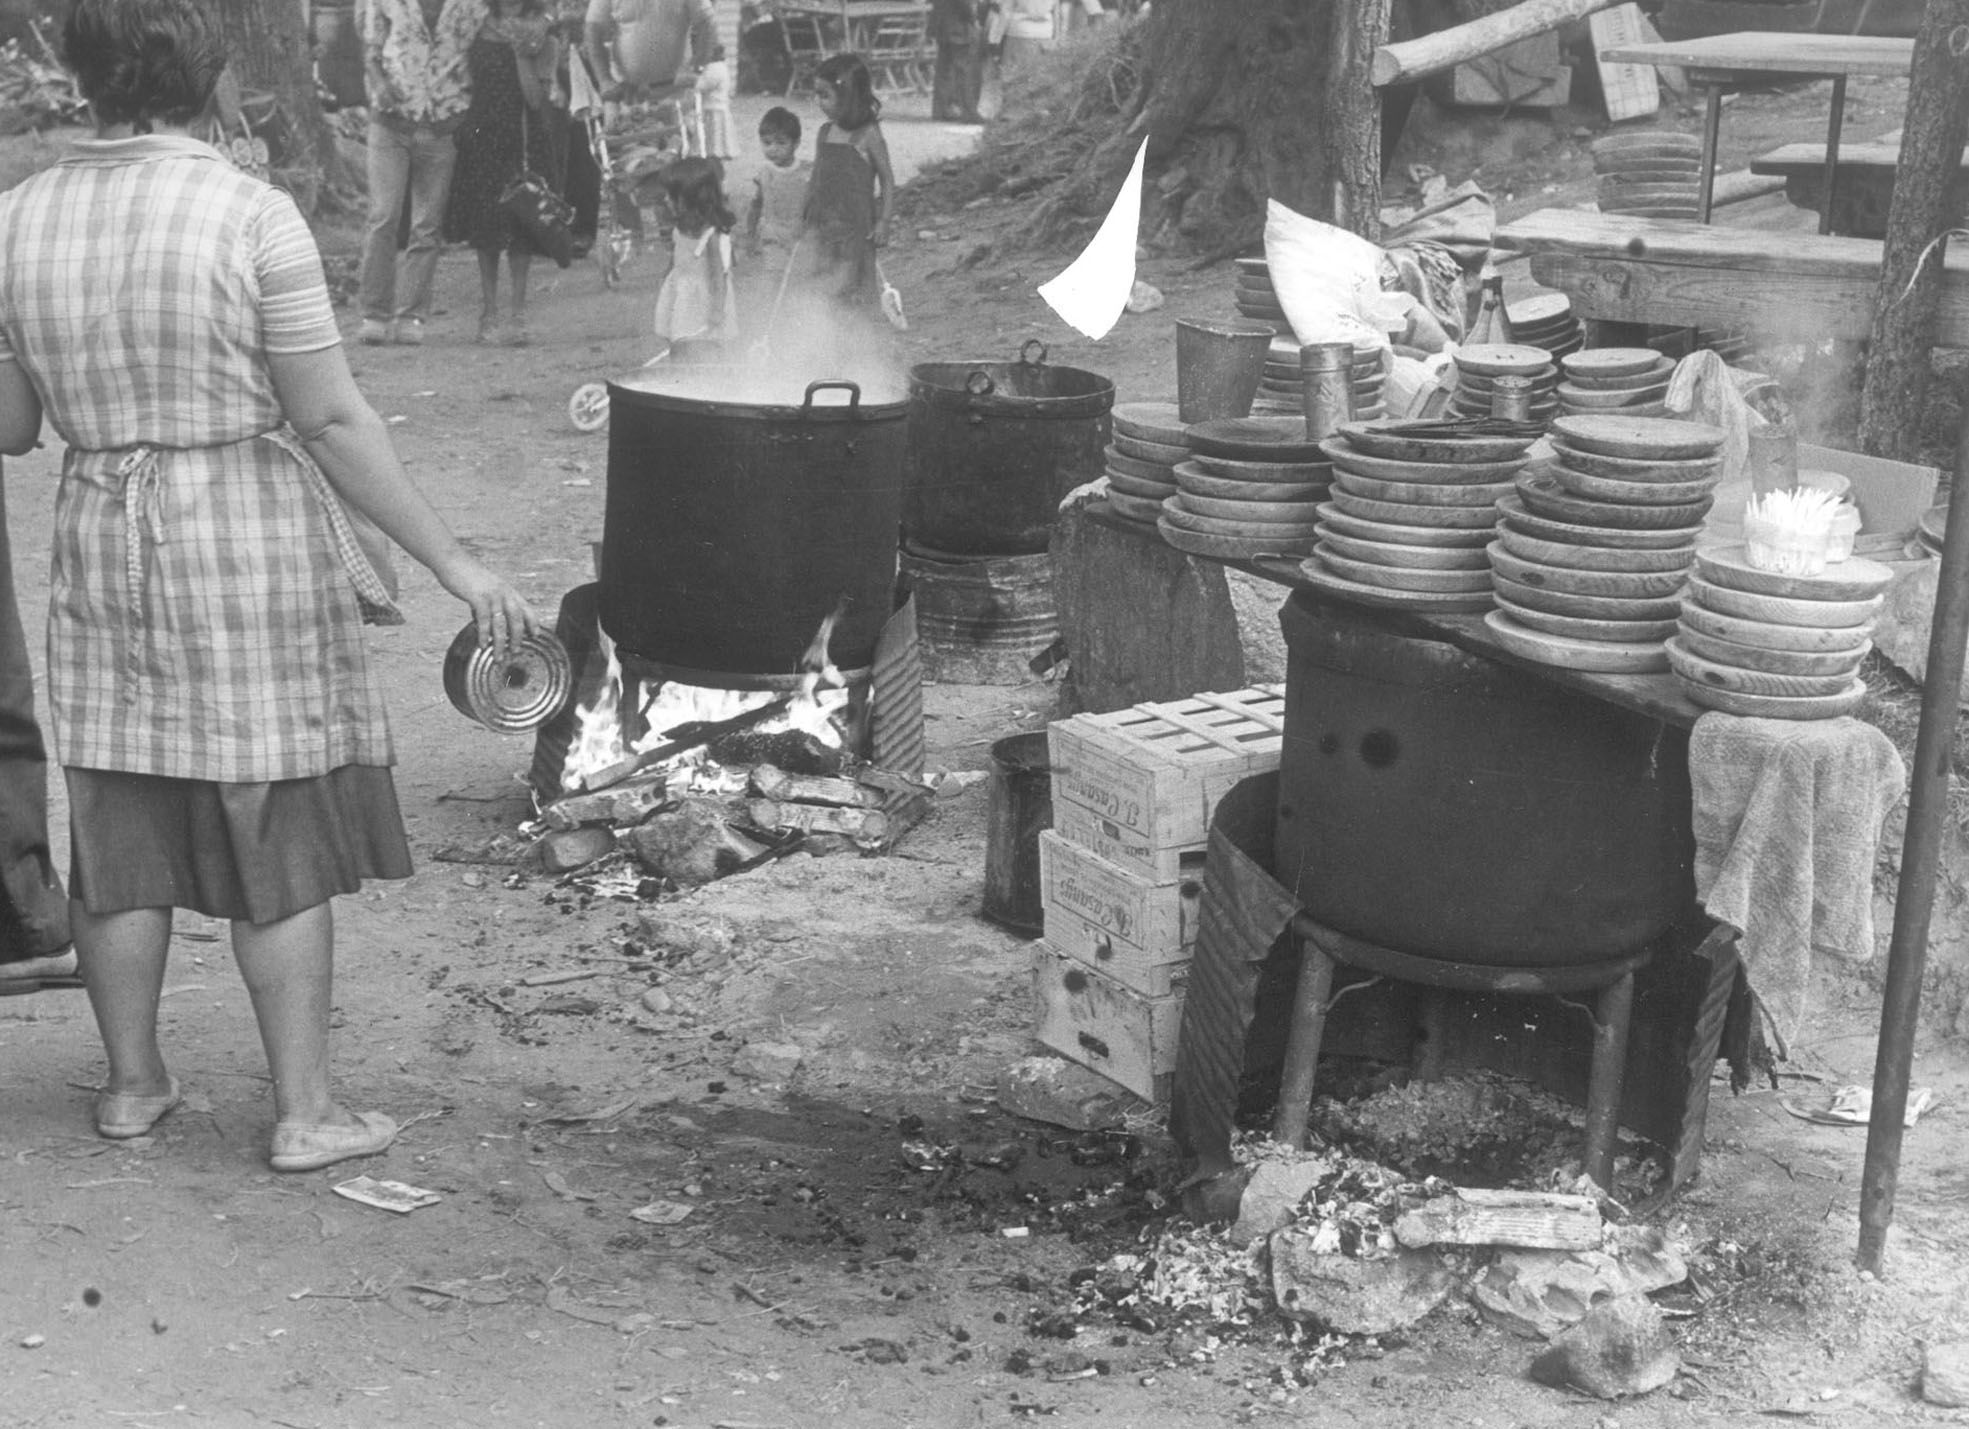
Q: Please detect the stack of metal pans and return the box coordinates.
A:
[1103,401,1190,525]
[1670,546,1890,718]
[1298,420,1536,613]
[1449,344,1560,424]
[1485,414,1724,670]
[1556,348,1675,420]
[1592,131,1701,220]
[1505,292,1584,361]
[1161,416,1331,558]
[1234,258,1287,325]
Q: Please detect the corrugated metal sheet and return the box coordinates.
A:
[871,594,925,778]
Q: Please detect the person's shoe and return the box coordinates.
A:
[95,1076,183,1139]
[502,319,530,348]
[0,947,83,996]
[270,1110,398,1173]
[359,319,391,345]
[394,318,424,346]
[475,314,500,345]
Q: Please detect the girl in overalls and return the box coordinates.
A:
[802,53,894,310]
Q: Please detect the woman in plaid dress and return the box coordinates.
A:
[0,0,538,1171]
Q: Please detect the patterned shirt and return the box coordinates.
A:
[361,0,486,125]
[0,136,395,782]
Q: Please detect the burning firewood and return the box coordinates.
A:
[749,763,878,809]
[747,798,891,846]
[543,774,676,830]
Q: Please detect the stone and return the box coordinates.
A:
[994,1055,1137,1131]
[639,987,673,1015]
[1923,1341,1969,1407]
[1230,1157,1331,1246]
[623,799,732,886]
[734,1041,804,1084]
[1125,281,1164,314]
[1472,1226,1688,1340]
[1873,560,1969,710]
[537,826,616,873]
[1528,1294,1679,1400]
[1269,1230,1455,1335]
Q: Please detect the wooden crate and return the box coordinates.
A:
[1047,685,1284,855]
[1040,828,1200,947]
[1588,5,1661,123]
[1031,941,1185,1101]
[1049,798,1198,885]
[1444,33,1572,109]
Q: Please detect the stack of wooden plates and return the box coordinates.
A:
[1915,500,1947,557]
[1486,414,1726,668]
[1158,416,1333,557]
[1298,421,1537,612]
[1505,292,1584,361]
[1671,545,1891,718]
[1233,257,1287,324]
[1102,401,1191,524]
[1251,339,1386,419]
[1448,344,1559,424]
[1592,131,1701,220]
[1556,348,1675,420]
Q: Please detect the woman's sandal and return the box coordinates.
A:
[95,1076,183,1139]
[269,1110,398,1173]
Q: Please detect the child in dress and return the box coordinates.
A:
[652,157,737,350]
[801,53,894,310]
[745,106,809,295]
[694,43,735,159]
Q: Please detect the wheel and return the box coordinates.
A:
[568,382,610,432]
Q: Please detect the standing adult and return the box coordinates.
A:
[930,0,985,123]
[445,0,564,345]
[998,0,1055,73]
[0,0,537,1169]
[359,0,486,345]
[583,0,716,128]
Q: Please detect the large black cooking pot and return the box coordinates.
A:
[905,340,1115,555]
[1273,594,1695,965]
[600,374,908,679]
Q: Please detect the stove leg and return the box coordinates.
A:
[1412,988,1451,1083]
[1272,936,1337,1149]
[1583,969,1637,1191]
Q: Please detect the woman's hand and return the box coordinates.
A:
[439,558,541,657]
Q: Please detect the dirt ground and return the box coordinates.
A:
[6,76,1969,1429]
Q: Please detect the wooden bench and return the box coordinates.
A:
[1493,206,1969,346]
[1749,138,1969,238]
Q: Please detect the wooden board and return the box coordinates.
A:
[1445,32,1571,109]
[1597,32,1913,78]
[1588,5,1659,122]
[1032,941,1185,1100]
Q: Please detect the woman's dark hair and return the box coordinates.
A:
[814,53,880,131]
[759,106,800,147]
[63,0,224,129]
[659,157,737,235]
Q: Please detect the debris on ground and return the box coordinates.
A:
[1528,1293,1680,1400]
[1924,1342,1969,1407]
[996,1054,1140,1131]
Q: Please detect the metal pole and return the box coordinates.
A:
[1857,415,1969,1273]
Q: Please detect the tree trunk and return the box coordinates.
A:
[208,0,353,217]
[1858,0,1969,462]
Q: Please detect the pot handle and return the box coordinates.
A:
[1018,338,1047,368]
[964,369,996,398]
[800,380,862,417]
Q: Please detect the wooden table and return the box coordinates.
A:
[1598,32,1915,230]
[775,0,931,91]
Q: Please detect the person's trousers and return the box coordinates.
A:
[359,119,457,325]
[933,41,984,121]
[0,471,67,961]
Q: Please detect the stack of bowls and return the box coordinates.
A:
[1505,293,1584,361]
[1448,344,1560,424]
[1670,547,1891,718]
[1103,401,1190,525]
[1299,420,1537,613]
[1557,348,1675,420]
[1234,258,1287,326]
[1251,339,1386,419]
[1160,416,1331,558]
[1485,414,1725,669]
[1592,131,1702,220]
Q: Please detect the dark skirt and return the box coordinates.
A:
[66,765,413,925]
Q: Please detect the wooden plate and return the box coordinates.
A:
[1598,180,1700,205]
[1236,301,1287,320]
[1106,448,1180,482]
[1493,594,1679,643]
[1688,576,1884,629]
[1162,496,1319,540]
[1560,364,1675,393]
[1333,471,1515,508]
[1693,545,1895,602]
[1316,501,1496,549]
[1158,516,1316,560]
[1552,414,1726,459]
[1598,163,1703,180]
[1187,416,1325,461]
[1506,293,1572,328]
[1183,455,1331,484]
[1177,467,1326,503]
[1561,348,1666,380]
[1556,382,1671,411]
[1550,462,1719,505]
[1333,423,1536,464]
[1517,469,1714,529]
[1105,469,1179,499]
[1293,559,1496,613]
[1314,545,1495,593]
[1674,625,1869,677]
[1677,599,1876,653]
[1111,401,1187,446]
[1114,432,1192,464]
[1591,131,1701,157]
[1674,674,1868,720]
[1321,438,1529,485]
[1483,610,1670,673]
[1105,490,1167,524]
[1177,490,1326,524]
[1454,344,1554,377]
[1487,543,1690,599]
[1454,366,1559,392]
[1547,439,1720,481]
[1492,573,1683,622]
[1328,489,1503,529]
[1496,494,1706,549]
[1234,257,1269,276]
[1313,524,1494,570]
[1497,525,1695,573]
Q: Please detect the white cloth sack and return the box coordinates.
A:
[1263,199,1389,352]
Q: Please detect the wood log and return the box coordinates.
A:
[1371,0,1621,87]
[750,763,878,808]
[543,776,675,830]
[1393,1188,1603,1251]
[748,798,890,842]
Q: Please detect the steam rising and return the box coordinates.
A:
[615,290,908,407]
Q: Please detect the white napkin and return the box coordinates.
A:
[1037,137,1148,341]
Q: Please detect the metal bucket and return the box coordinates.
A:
[905,339,1114,556]
[899,541,1057,685]
[1176,318,1275,423]
[983,731,1052,934]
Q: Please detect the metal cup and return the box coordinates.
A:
[1175,319,1276,423]
[1299,341,1355,440]
[1489,375,1536,423]
[1747,423,1799,497]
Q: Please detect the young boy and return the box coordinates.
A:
[743,106,811,327]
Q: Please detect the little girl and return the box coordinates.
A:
[652,157,738,350]
[802,53,895,309]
